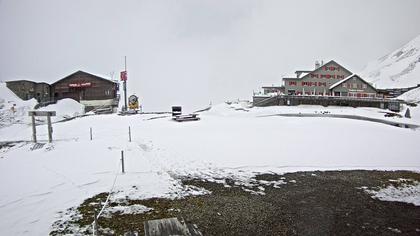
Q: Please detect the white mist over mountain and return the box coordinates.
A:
[1,0,420,111]
[361,34,420,89]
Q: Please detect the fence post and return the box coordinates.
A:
[128,126,131,142]
[31,114,37,143]
[90,127,93,141]
[47,114,53,143]
[121,150,125,173]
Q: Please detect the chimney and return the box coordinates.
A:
[315,61,320,69]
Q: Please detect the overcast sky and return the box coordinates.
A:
[1,0,420,111]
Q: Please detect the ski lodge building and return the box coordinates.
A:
[283,60,378,97]
[6,70,119,111]
[253,60,402,111]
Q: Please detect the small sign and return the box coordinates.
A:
[69,82,92,88]
[120,71,127,81]
[128,95,139,110]
[28,111,56,116]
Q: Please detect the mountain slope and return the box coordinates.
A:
[361,34,420,89]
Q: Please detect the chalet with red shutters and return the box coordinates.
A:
[253,60,402,111]
[283,60,379,98]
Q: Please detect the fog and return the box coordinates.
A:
[1,0,420,111]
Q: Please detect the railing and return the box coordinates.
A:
[253,94,403,103]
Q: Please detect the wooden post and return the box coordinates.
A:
[90,127,93,141]
[28,111,56,143]
[121,150,125,173]
[47,114,53,143]
[128,126,131,142]
[31,114,37,143]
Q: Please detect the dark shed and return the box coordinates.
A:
[6,80,51,103]
[51,71,118,103]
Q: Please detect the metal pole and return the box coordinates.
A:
[90,127,93,141]
[93,210,98,236]
[128,126,131,142]
[31,114,37,143]
[123,56,128,111]
[121,150,125,173]
[47,114,53,143]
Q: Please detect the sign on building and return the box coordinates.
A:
[68,82,92,88]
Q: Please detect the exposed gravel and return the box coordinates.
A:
[51,170,420,235]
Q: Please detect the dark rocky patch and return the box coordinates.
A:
[51,170,420,236]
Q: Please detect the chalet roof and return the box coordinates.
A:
[282,60,353,81]
[297,72,309,78]
[52,70,117,85]
[262,85,284,89]
[283,77,301,80]
[295,70,312,74]
[329,74,377,91]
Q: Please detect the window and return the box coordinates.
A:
[362,84,367,89]
[342,83,347,88]
[352,83,357,89]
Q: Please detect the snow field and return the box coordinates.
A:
[0,103,420,235]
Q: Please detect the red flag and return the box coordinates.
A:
[120,71,127,81]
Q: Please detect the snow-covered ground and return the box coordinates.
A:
[38,98,85,122]
[0,82,85,130]
[1,101,420,235]
[0,82,37,128]
[398,86,420,103]
[363,178,420,206]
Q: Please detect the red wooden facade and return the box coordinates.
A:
[51,71,118,102]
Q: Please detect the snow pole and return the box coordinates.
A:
[92,209,98,236]
[121,150,125,173]
[128,126,131,142]
[90,127,93,141]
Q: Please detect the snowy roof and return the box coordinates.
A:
[262,85,283,88]
[298,72,309,78]
[329,74,377,91]
[295,70,312,73]
[52,70,118,85]
[6,79,50,84]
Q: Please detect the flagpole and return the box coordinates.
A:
[123,56,128,111]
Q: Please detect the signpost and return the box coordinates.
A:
[120,56,128,111]
[28,111,56,143]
